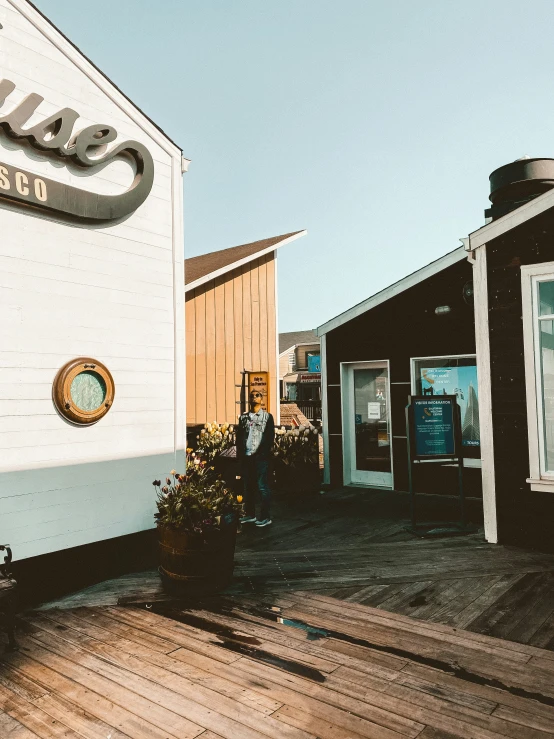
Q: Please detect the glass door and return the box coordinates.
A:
[343,361,392,487]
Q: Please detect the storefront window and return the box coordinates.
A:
[539,317,554,472]
[533,279,554,474]
[412,356,479,450]
[521,265,554,488]
[70,370,107,411]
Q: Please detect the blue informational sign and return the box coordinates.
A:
[413,397,456,457]
[308,354,321,373]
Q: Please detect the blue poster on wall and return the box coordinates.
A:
[413,397,456,457]
[419,366,479,446]
[308,354,321,373]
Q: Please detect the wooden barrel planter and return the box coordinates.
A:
[157,517,237,594]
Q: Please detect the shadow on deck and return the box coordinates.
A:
[2,488,554,738]
[27,486,554,653]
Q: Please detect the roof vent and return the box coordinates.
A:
[485,157,554,221]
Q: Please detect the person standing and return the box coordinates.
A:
[236,390,275,527]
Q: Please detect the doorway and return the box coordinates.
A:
[342,361,393,488]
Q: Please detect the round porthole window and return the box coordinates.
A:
[52,358,115,425]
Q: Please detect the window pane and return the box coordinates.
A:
[353,367,391,473]
[413,358,479,447]
[70,370,107,411]
[539,281,554,316]
[539,319,554,471]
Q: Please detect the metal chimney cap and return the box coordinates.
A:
[489,158,554,203]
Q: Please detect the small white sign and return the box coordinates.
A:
[367,402,381,420]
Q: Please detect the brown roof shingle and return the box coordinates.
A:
[185,231,304,286]
[279,330,320,355]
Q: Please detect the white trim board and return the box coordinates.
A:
[321,333,330,485]
[521,261,554,490]
[279,346,296,357]
[7,0,183,157]
[185,231,307,293]
[317,246,466,336]
[467,188,554,252]
[274,250,281,426]
[527,478,554,493]
[473,246,498,542]
[340,360,394,490]
[172,156,186,455]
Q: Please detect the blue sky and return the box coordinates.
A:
[34,0,554,331]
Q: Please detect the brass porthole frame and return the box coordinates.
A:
[52,358,115,426]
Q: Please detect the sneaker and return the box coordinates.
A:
[255,518,272,527]
[240,515,256,524]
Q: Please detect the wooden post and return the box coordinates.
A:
[240,369,247,416]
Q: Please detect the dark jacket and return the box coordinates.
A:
[236,410,275,461]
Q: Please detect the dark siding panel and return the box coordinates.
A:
[414,465,482,498]
[392,437,409,492]
[327,385,343,435]
[487,209,554,551]
[329,433,344,487]
[390,383,410,437]
[325,257,480,501]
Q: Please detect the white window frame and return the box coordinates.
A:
[521,262,554,493]
[410,354,481,469]
[340,360,394,489]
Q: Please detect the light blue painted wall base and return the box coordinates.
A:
[0,449,186,561]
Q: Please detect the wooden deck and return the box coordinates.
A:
[38,487,554,652]
[3,486,554,736]
[1,593,554,738]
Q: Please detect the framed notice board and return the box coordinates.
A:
[406,395,469,532]
[408,395,461,461]
[247,371,270,413]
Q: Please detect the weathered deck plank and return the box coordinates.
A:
[3,488,554,737]
[2,596,554,739]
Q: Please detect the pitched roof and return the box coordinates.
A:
[317,245,467,336]
[279,330,320,355]
[279,402,313,429]
[185,231,306,290]
[468,186,554,251]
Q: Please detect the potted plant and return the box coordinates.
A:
[153,451,242,594]
[273,425,321,493]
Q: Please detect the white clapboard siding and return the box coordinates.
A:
[0,408,172,434]
[0,0,185,561]
[0,353,175,373]
[0,334,176,359]
[0,210,175,259]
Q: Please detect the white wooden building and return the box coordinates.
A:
[0,0,186,580]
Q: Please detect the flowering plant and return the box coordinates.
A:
[153,452,242,533]
[273,425,320,466]
[196,422,235,462]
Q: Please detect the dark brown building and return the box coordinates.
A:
[319,158,554,553]
[467,159,554,553]
[318,247,481,506]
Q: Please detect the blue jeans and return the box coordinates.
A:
[242,456,271,520]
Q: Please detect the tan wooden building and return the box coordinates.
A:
[185,231,306,428]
